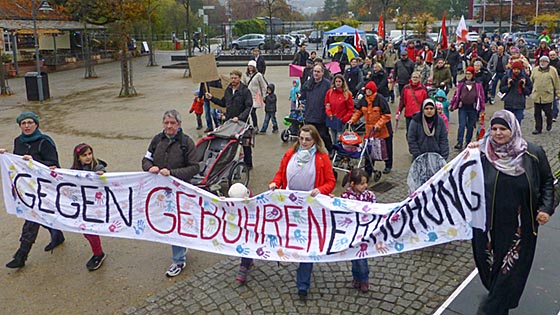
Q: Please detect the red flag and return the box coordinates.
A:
[378,15,385,40]
[354,30,362,52]
[441,11,448,50]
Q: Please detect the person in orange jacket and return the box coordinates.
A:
[189,90,204,130]
[349,81,391,176]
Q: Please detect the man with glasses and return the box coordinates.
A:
[300,65,332,152]
[1,112,65,269]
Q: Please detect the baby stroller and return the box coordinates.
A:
[280,101,305,142]
[331,130,383,184]
[192,120,253,195]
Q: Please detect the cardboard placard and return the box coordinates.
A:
[208,74,231,112]
[188,54,219,83]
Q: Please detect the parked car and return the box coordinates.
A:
[365,33,379,50]
[231,33,266,50]
[308,30,323,43]
[277,34,296,47]
[466,31,480,42]
[391,34,437,50]
[505,32,540,50]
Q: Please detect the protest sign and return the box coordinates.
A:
[0,150,485,262]
[188,54,219,83]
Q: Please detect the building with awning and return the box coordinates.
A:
[0,0,105,74]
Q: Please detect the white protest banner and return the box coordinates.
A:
[0,150,485,263]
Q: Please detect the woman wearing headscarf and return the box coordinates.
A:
[242,60,267,132]
[1,112,65,268]
[406,98,449,160]
[268,124,336,299]
[467,110,554,315]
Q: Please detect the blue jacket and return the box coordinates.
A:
[300,77,331,124]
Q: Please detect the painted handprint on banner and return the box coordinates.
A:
[184,217,195,231]
[308,252,320,261]
[267,235,279,248]
[387,240,404,252]
[271,192,286,203]
[266,208,280,219]
[337,216,353,228]
[276,248,290,260]
[211,239,224,251]
[95,191,104,205]
[205,218,217,234]
[332,198,347,209]
[356,243,368,258]
[288,193,303,205]
[292,210,306,224]
[375,241,389,254]
[235,245,250,255]
[256,194,268,204]
[108,220,122,232]
[334,237,349,250]
[50,170,63,181]
[256,247,270,259]
[133,219,145,235]
[426,231,438,242]
[294,229,307,244]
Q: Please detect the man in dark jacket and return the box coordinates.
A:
[206,70,254,167]
[473,60,492,103]
[251,48,266,75]
[500,61,532,123]
[445,44,462,87]
[142,109,200,277]
[394,51,415,97]
[3,112,65,269]
[332,45,349,73]
[549,50,560,120]
[292,44,310,66]
[344,57,364,96]
[300,64,333,152]
[260,83,278,133]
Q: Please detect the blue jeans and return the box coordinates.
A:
[457,107,478,145]
[490,72,505,97]
[506,108,524,124]
[351,259,369,281]
[260,111,278,132]
[204,99,220,129]
[171,245,187,265]
[297,262,313,291]
[553,91,558,119]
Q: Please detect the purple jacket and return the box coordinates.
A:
[449,80,486,112]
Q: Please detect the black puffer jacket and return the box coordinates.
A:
[264,83,277,112]
[406,113,449,160]
[481,142,554,234]
[370,69,390,97]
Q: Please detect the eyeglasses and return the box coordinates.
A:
[299,136,314,142]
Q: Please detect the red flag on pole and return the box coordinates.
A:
[378,15,385,40]
[354,30,362,52]
[441,11,448,50]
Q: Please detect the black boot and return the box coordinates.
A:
[6,241,31,269]
[44,230,65,252]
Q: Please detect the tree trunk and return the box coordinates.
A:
[84,22,97,78]
[0,60,12,95]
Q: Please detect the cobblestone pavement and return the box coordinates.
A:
[125,101,560,315]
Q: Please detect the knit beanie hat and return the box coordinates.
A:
[16,111,39,126]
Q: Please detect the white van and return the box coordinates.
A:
[388,30,403,41]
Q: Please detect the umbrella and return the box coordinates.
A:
[289,64,304,77]
[328,42,359,60]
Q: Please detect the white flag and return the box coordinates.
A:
[456,15,468,43]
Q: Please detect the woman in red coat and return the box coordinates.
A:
[325,74,355,145]
[268,124,336,299]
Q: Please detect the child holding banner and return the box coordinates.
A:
[340,168,376,293]
[71,143,108,271]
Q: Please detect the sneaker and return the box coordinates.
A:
[351,279,360,289]
[298,289,308,299]
[165,262,186,277]
[489,98,495,105]
[547,125,552,131]
[203,128,213,133]
[272,129,279,133]
[259,130,266,134]
[553,118,557,122]
[532,130,542,135]
[86,253,107,271]
[235,266,249,283]
[454,143,463,150]
[196,126,203,130]
[382,168,391,174]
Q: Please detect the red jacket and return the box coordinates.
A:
[270,148,336,195]
[407,47,418,61]
[189,98,204,115]
[398,82,428,118]
[324,88,355,123]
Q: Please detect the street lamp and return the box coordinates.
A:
[509,0,513,33]
[535,0,539,33]
[32,0,53,102]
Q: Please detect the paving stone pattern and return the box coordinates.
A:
[126,112,560,315]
